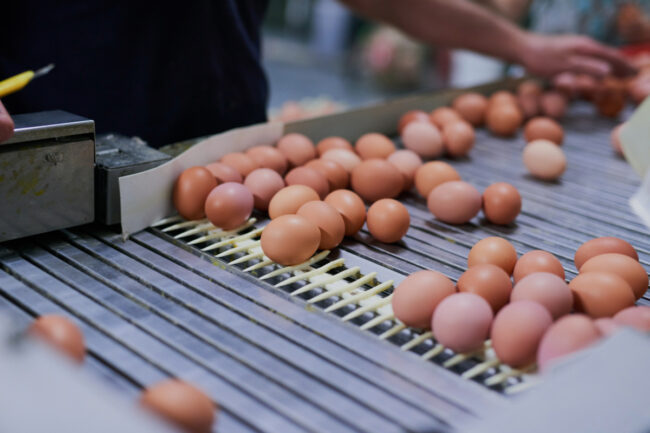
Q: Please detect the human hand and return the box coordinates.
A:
[0,100,14,143]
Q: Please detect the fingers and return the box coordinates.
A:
[0,100,15,143]
[568,55,612,78]
[574,38,637,77]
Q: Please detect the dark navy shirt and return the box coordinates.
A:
[0,1,269,147]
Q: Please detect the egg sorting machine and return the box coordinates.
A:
[0,79,649,433]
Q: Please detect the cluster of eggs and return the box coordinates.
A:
[392,235,649,371]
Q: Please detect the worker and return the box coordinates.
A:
[0,0,634,146]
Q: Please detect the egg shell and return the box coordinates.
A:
[204,183,254,230]
[321,148,362,172]
[204,162,243,184]
[429,107,462,129]
[392,270,456,328]
[324,190,367,236]
[486,103,523,137]
[268,185,320,219]
[297,201,345,250]
[613,306,650,332]
[629,76,650,104]
[442,120,475,157]
[261,214,321,266]
[351,159,404,203]
[524,117,564,145]
[517,94,540,119]
[244,168,285,211]
[173,167,218,221]
[457,264,513,313]
[140,379,216,433]
[553,72,578,98]
[540,91,568,119]
[387,150,423,190]
[29,315,85,363]
[574,237,638,270]
[593,78,626,118]
[522,139,567,181]
[304,159,349,191]
[482,182,522,225]
[285,166,330,199]
[489,91,518,107]
[414,161,461,197]
[513,250,565,283]
[517,80,543,98]
[401,122,444,159]
[427,181,481,225]
[276,133,317,167]
[220,152,258,177]
[355,133,396,159]
[246,146,288,175]
[611,124,625,155]
[398,110,432,134]
[467,237,518,275]
[452,93,488,126]
[366,199,410,243]
[432,292,494,353]
[569,272,636,318]
[580,253,648,300]
[511,272,573,319]
[537,314,601,371]
[575,74,597,100]
[316,136,354,156]
[594,317,622,336]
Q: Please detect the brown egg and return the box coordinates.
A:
[517,80,543,98]
[355,133,396,159]
[524,117,564,145]
[316,136,354,156]
[511,272,573,319]
[629,75,650,105]
[140,379,216,433]
[491,301,553,367]
[432,293,494,353]
[539,91,568,119]
[467,237,518,275]
[276,133,316,167]
[324,190,367,237]
[574,237,638,270]
[268,185,320,219]
[486,103,523,137]
[29,315,85,363]
[614,306,650,332]
[261,214,321,265]
[351,159,404,202]
[575,74,597,100]
[204,162,243,184]
[517,94,540,119]
[387,150,423,190]
[414,161,461,197]
[569,272,636,318]
[244,168,285,211]
[220,152,258,177]
[513,250,565,283]
[611,124,625,155]
[398,110,432,134]
[392,270,456,328]
[442,120,475,157]
[452,93,488,126]
[594,317,622,336]
[537,314,601,371]
[285,166,330,199]
[553,72,578,98]
[204,182,254,230]
[246,146,288,175]
[579,253,648,300]
[482,182,522,225]
[593,78,626,118]
[427,181,481,224]
[304,159,349,191]
[173,167,218,220]
[429,107,462,129]
[321,148,362,172]
[297,201,345,250]
[401,121,444,159]
[366,199,410,243]
[457,264,513,312]
[522,139,567,181]
[489,90,518,107]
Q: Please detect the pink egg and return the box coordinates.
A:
[537,314,601,371]
[321,149,362,172]
[244,168,285,211]
[204,162,243,183]
[432,292,493,353]
[387,150,423,190]
[204,182,254,230]
[594,318,622,336]
[401,122,444,159]
[613,306,650,332]
[511,272,573,320]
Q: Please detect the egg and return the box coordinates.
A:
[553,72,578,98]
[517,94,540,119]
[414,161,461,197]
[537,314,601,371]
[513,250,565,283]
[593,77,626,118]
[575,74,597,100]
[489,90,518,107]
[173,167,218,220]
[29,315,85,363]
[523,117,564,145]
[220,152,258,177]
[517,80,543,98]
[398,110,432,134]
[321,148,362,172]
[467,237,518,275]
[140,379,216,433]
[204,162,243,184]
[511,272,573,319]
[355,133,396,159]
[324,190,367,236]
[482,182,522,225]
[387,150,423,190]
[429,107,462,129]
[316,136,354,156]
[268,185,320,219]
[246,146,288,175]
[276,133,316,167]
[284,166,330,199]
[522,139,567,181]
[442,120,475,157]
[457,264,513,312]
[261,214,321,265]
[243,168,285,211]
[401,122,444,158]
[486,103,523,137]
[629,75,650,104]
[427,181,481,224]
[204,182,254,230]
[594,317,622,336]
[351,159,404,202]
[366,199,410,243]
[452,92,488,126]
[569,272,636,318]
[304,159,349,191]
[297,201,345,250]
[574,237,638,269]
[580,253,648,300]
[392,270,456,328]
[539,91,568,119]
[432,293,494,353]
[611,124,625,155]
[613,306,650,332]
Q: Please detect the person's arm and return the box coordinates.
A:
[0,100,13,143]
[340,0,634,78]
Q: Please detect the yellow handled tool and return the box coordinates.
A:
[0,64,55,98]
